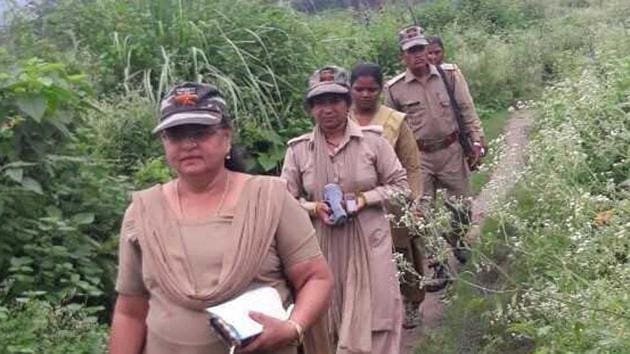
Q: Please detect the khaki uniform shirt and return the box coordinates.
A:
[281,122,406,332]
[383,64,483,143]
[115,183,321,354]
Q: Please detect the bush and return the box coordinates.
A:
[0,58,130,311]
[0,300,107,353]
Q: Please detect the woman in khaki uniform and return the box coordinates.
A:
[281,66,408,353]
[109,82,333,354]
[349,62,425,329]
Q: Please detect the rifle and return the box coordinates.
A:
[435,65,480,170]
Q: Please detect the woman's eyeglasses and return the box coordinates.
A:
[162,125,216,142]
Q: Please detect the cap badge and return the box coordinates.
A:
[405,27,420,39]
[174,87,199,106]
[319,69,335,82]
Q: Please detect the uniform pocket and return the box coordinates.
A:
[401,100,424,114]
[353,148,378,190]
[437,92,451,107]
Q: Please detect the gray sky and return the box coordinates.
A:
[0,0,28,26]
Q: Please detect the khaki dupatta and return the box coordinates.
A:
[132,176,329,354]
[350,105,405,146]
[312,120,373,354]
[131,176,285,310]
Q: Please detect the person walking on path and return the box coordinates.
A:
[383,26,485,267]
[109,82,333,354]
[349,62,425,329]
[282,65,408,353]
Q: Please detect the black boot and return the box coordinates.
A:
[453,239,471,264]
[424,262,450,293]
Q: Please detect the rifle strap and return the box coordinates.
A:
[436,65,472,153]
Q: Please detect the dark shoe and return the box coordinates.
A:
[453,240,471,264]
[424,262,450,293]
[402,301,422,329]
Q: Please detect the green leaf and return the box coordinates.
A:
[38,77,53,86]
[21,177,43,194]
[4,168,23,183]
[16,95,48,122]
[10,256,34,267]
[537,325,552,337]
[72,212,95,225]
[257,153,279,171]
[45,206,63,219]
[67,74,87,83]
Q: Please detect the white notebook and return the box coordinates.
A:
[206,286,291,348]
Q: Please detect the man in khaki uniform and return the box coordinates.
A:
[383,26,485,265]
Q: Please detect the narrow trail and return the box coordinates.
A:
[399,109,534,353]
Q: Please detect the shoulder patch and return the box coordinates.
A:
[360,125,384,135]
[385,72,405,88]
[287,132,312,146]
[440,63,459,71]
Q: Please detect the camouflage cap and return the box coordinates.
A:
[399,25,429,51]
[306,66,350,100]
[153,82,226,133]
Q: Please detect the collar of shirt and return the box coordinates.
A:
[404,64,440,83]
[308,118,363,154]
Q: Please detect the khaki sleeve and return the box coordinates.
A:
[383,85,400,111]
[115,203,149,296]
[275,189,322,268]
[281,145,318,216]
[394,121,422,198]
[281,145,302,198]
[363,136,411,205]
[452,70,484,142]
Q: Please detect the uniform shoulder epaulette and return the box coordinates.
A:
[440,63,459,71]
[287,132,312,146]
[385,72,405,88]
[360,125,384,135]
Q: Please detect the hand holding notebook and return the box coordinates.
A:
[206,286,292,350]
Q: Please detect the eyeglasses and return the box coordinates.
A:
[406,45,426,54]
[311,94,346,106]
[162,125,216,143]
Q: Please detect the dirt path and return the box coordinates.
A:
[399,108,534,353]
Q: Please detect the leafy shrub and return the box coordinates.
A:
[0,58,90,162]
[0,300,107,353]
[0,58,130,310]
[80,93,160,176]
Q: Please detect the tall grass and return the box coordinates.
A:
[4,0,596,173]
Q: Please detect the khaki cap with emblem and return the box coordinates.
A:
[399,25,429,51]
[153,82,227,133]
[305,65,350,100]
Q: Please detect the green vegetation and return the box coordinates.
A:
[471,109,510,194]
[415,1,630,352]
[1,0,628,352]
[0,300,107,353]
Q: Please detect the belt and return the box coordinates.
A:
[416,131,458,153]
